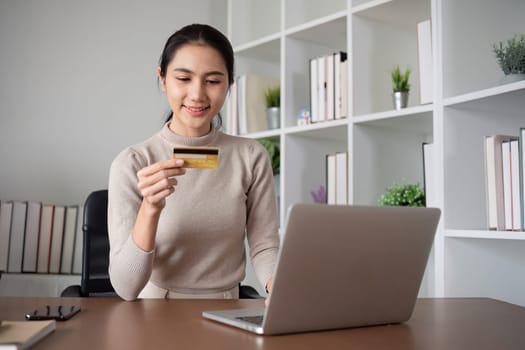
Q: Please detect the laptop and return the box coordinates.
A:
[202,204,441,335]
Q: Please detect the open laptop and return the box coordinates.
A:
[202,204,441,335]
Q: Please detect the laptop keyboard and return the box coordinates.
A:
[236,315,264,326]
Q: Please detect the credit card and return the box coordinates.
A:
[173,147,219,169]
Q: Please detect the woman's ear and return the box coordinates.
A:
[157,67,166,92]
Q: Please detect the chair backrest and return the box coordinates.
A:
[81,189,115,296]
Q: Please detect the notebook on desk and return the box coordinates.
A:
[202,204,441,335]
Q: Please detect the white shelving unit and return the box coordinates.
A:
[0,273,80,297]
[228,0,525,305]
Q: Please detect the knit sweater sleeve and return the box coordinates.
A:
[245,141,280,290]
[107,147,154,301]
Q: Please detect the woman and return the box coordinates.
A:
[108,24,279,301]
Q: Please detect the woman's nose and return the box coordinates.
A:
[188,81,205,100]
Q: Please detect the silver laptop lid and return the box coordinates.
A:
[262,204,440,335]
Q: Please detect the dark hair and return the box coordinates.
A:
[159,24,234,128]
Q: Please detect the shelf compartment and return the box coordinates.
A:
[443,89,525,230]
[442,0,525,98]
[351,0,431,116]
[353,112,433,205]
[284,16,347,128]
[282,125,348,215]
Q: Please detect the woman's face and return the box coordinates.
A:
[159,43,229,137]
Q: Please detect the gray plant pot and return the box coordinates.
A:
[499,73,525,84]
[392,91,409,110]
[266,107,280,129]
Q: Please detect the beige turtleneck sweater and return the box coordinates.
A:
[108,124,280,300]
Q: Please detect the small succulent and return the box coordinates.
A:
[493,34,525,75]
[391,65,411,92]
[264,85,280,108]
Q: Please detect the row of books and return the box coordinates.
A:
[225,74,280,135]
[0,201,83,274]
[309,52,348,123]
[484,129,525,231]
[326,152,349,205]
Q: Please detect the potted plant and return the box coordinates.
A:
[257,138,280,175]
[264,85,280,129]
[493,34,525,83]
[378,183,425,207]
[391,65,411,110]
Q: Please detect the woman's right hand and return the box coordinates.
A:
[136,159,186,212]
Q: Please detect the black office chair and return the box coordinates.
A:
[61,189,262,299]
[61,189,116,297]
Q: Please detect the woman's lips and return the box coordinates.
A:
[184,105,210,116]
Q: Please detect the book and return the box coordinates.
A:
[48,205,65,274]
[60,206,78,274]
[309,57,319,123]
[71,205,84,274]
[7,201,27,273]
[326,154,336,205]
[317,55,326,122]
[334,52,348,120]
[36,205,54,273]
[335,152,348,205]
[0,320,56,350]
[501,140,521,231]
[422,143,436,207]
[519,128,525,231]
[417,19,433,104]
[326,54,335,121]
[510,139,522,230]
[0,201,13,272]
[484,135,516,230]
[21,202,42,273]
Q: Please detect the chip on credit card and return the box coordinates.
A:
[173,147,219,169]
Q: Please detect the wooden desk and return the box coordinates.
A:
[1,297,524,349]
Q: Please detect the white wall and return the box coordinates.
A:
[0,0,227,206]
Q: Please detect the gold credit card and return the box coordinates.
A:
[173,147,219,169]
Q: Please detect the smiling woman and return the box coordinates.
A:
[107,24,279,301]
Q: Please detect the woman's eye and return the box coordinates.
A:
[176,77,190,82]
[206,80,221,85]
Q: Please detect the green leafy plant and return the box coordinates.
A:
[264,85,280,108]
[391,65,411,92]
[258,138,280,175]
[493,34,525,75]
[378,183,425,207]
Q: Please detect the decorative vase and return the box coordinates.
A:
[392,91,409,110]
[266,107,280,129]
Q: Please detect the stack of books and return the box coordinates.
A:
[309,52,348,124]
[0,201,83,275]
[484,129,525,231]
[326,152,349,205]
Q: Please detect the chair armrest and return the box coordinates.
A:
[61,285,83,297]
[239,284,263,299]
